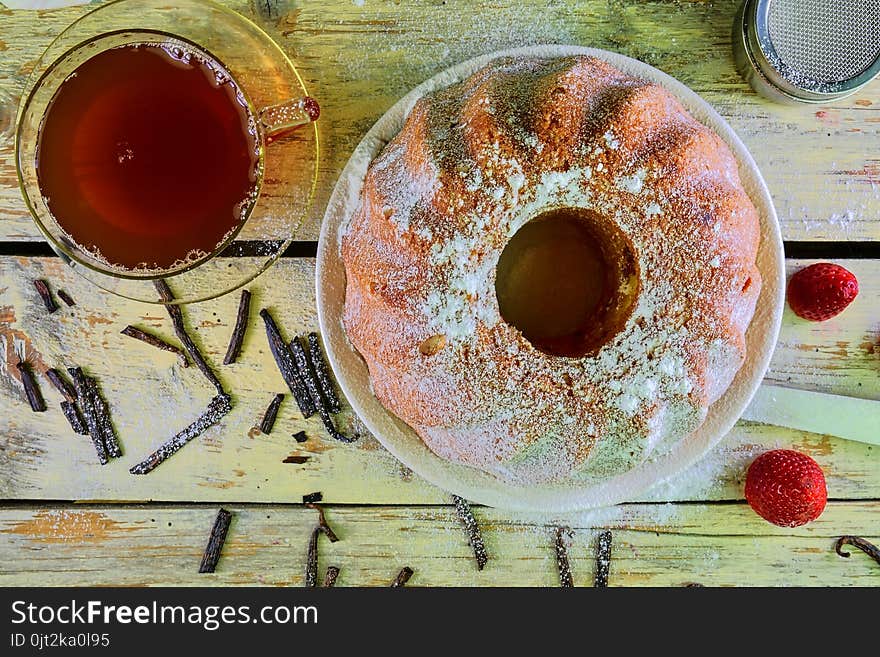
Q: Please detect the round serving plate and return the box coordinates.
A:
[316,44,785,512]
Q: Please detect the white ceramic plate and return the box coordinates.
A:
[316,44,785,512]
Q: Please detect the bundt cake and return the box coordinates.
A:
[341,55,761,485]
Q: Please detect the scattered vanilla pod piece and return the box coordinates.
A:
[68,367,109,465]
[259,309,314,417]
[16,361,46,412]
[555,527,573,587]
[57,290,76,307]
[305,527,322,587]
[290,338,356,443]
[222,289,251,365]
[68,368,120,459]
[323,566,340,587]
[121,325,188,367]
[45,368,77,404]
[302,492,323,504]
[33,279,58,313]
[292,431,308,443]
[60,401,88,435]
[305,522,338,587]
[595,530,612,588]
[317,411,357,443]
[289,337,315,392]
[154,280,225,395]
[86,376,121,458]
[130,393,232,474]
[199,508,233,573]
[390,567,414,587]
[307,332,341,413]
[304,503,339,587]
[307,503,339,542]
[259,393,284,434]
[835,535,880,566]
[452,495,488,570]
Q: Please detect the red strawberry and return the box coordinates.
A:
[745,450,827,527]
[787,262,858,321]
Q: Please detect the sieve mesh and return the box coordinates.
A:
[767,0,880,83]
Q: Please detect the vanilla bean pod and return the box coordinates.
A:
[555,527,573,587]
[199,508,233,573]
[595,530,612,588]
[68,367,108,465]
[323,566,340,587]
[222,289,251,365]
[290,337,355,443]
[60,401,87,435]
[129,394,232,474]
[304,503,340,587]
[452,495,488,570]
[33,279,58,313]
[86,376,121,458]
[57,289,76,307]
[121,325,188,367]
[305,527,322,587]
[306,503,339,542]
[44,368,77,404]
[16,361,46,412]
[154,280,224,395]
[259,309,314,417]
[835,535,880,566]
[307,332,341,413]
[390,567,414,587]
[305,524,337,587]
[258,393,284,434]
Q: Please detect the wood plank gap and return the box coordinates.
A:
[784,242,880,260]
[0,240,320,258]
[1,241,879,260]
[1,498,876,509]
[0,242,56,257]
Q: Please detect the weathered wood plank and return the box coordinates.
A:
[0,0,877,242]
[1,256,877,502]
[772,259,880,393]
[767,260,880,400]
[1,503,877,586]
[0,257,444,503]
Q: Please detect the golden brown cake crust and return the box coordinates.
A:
[342,56,761,484]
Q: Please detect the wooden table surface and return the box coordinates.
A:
[0,0,878,587]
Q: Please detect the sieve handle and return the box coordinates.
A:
[741,384,880,446]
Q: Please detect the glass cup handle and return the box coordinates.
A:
[259,96,320,143]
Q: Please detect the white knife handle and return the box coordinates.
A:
[742,384,880,446]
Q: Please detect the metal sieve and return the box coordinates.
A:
[733,0,880,103]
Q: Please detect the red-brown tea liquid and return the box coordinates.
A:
[36,40,260,271]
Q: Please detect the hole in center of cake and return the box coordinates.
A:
[495,206,640,358]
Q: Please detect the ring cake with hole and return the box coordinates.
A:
[339,55,762,485]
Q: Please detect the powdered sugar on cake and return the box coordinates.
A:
[341,55,762,485]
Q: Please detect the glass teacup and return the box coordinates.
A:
[16,0,319,304]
